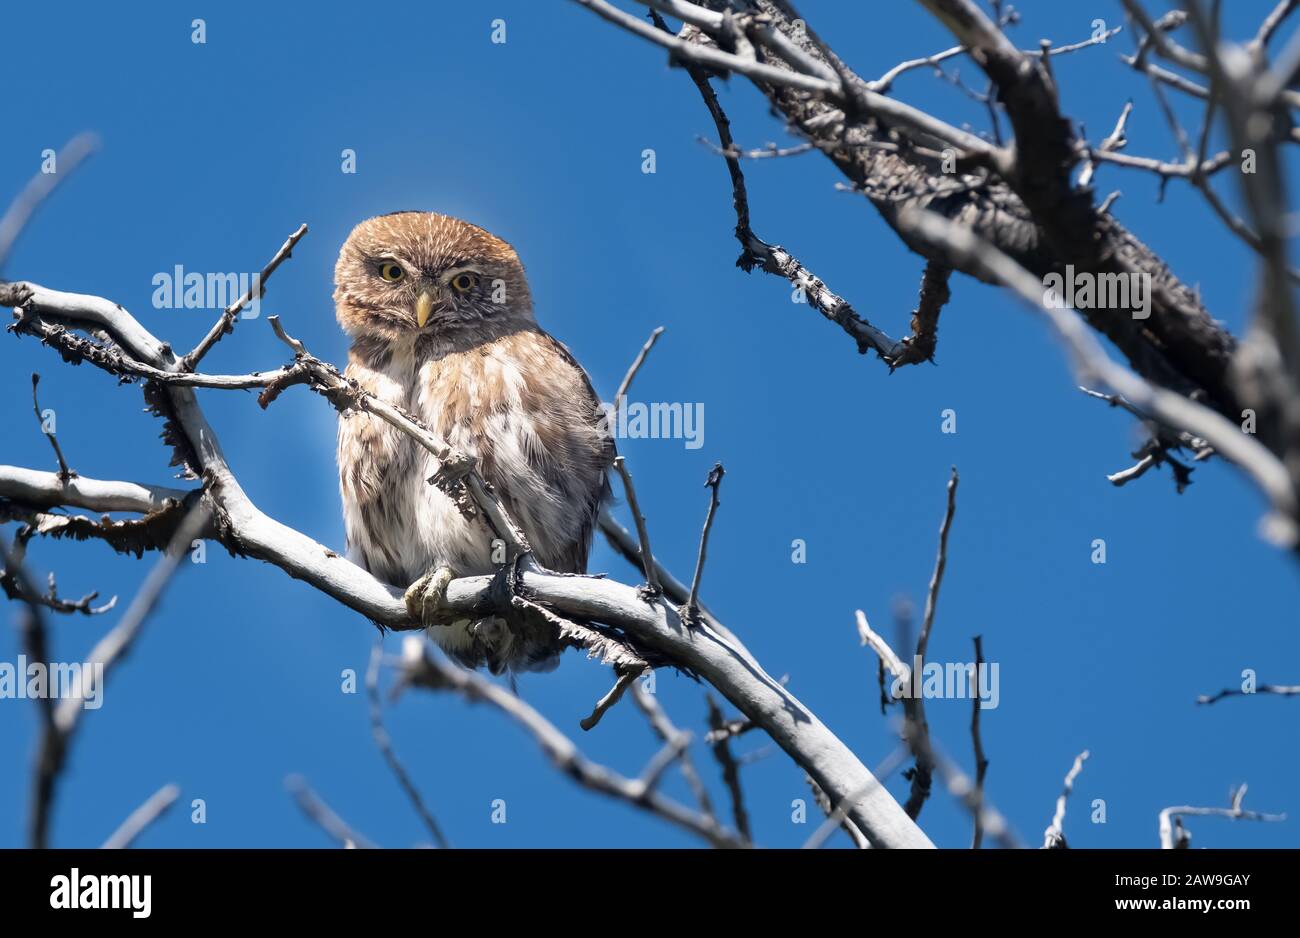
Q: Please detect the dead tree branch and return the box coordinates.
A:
[576,0,1300,541]
[630,681,715,818]
[397,637,746,848]
[1043,750,1090,849]
[1158,784,1285,848]
[1,277,932,847]
[180,223,309,371]
[682,462,724,626]
[365,641,450,848]
[101,783,180,849]
[286,775,377,849]
[970,634,989,849]
[706,695,752,845]
[1197,682,1300,705]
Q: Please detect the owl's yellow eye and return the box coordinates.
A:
[378,262,404,283]
[449,272,477,293]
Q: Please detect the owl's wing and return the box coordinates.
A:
[539,329,614,575]
[484,328,614,575]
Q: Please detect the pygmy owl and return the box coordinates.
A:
[334,211,612,673]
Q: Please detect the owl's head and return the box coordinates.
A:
[333,211,534,342]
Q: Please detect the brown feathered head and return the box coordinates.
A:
[333,211,534,343]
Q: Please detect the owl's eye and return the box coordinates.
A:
[449,272,478,294]
[378,262,404,283]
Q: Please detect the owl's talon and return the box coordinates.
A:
[404,565,458,627]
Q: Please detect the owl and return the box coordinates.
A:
[334,211,613,674]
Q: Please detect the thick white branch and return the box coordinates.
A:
[4,283,934,849]
[0,465,188,514]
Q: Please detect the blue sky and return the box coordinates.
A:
[1,0,1297,849]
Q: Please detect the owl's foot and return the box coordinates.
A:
[404,565,458,627]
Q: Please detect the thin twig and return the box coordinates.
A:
[285,775,377,849]
[612,326,664,417]
[1043,750,1089,848]
[180,224,309,371]
[917,467,959,660]
[1252,0,1300,53]
[30,373,74,481]
[0,529,116,616]
[1159,784,1284,848]
[872,26,1122,93]
[1197,683,1300,705]
[580,666,644,731]
[857,609,1021,847]
[630,682,715,817]
[706,695,752,845]
[2,539,56,845]
[682,463,724,626]
[612,457,662,598]
[900,467,959,820]
[970,635,989,849]
[0,132,98,270]
[922,724,1022,849]
[101,784,180,849]
[365,640,450,847]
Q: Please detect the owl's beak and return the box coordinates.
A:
[415,290,435,329]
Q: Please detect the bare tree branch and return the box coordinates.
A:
[101,783,180,849]
[857,467,957,822]
[611,457,663,599]
[1043,750,1089,849]
[29,373,74,482]
[668,23,949,368]
[682,462,724,626]
[970,634,989,849]
[585,0,1253,484]
[1159,784,1284,848]
[917,467,958,662]
[286,775,377,849]
[896,207,1298,546]
[1,528,116,616]
[180,223,308,372]
[580,665,645,731]
[1197,683,1300,705]
[1252,0,1300,54]
[630,681,715,817]
[706,695,751,845]
[576,0,1008,163]
[397,637,746,848]
[14,501,208,848]
[856,607,1021,848]
[612,325,664,416]
[3,263,932,845]
[365,641,450,848]
[0,133,98,270]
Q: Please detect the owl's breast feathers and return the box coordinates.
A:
[337,326,613,589]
